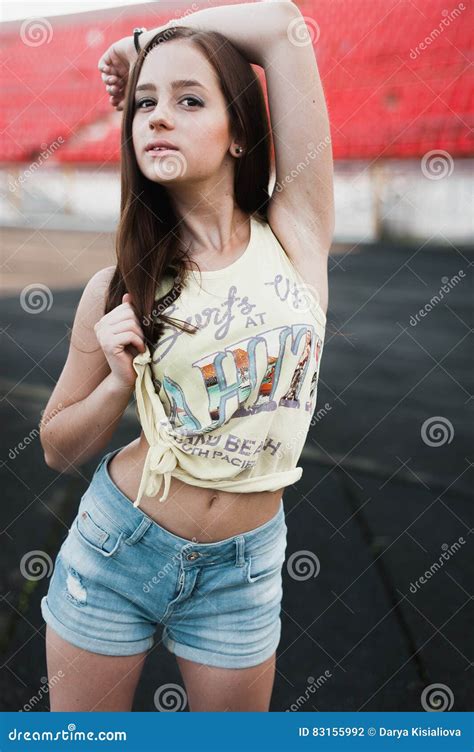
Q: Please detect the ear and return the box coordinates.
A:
[230,141,245,157]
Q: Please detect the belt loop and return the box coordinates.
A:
[234,535,245,567]
[95,450,114,477]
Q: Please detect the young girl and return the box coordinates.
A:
[40,1,334,712]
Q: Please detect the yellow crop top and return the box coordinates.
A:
[131,214,326,507]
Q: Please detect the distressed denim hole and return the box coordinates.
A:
[65,567,87,606]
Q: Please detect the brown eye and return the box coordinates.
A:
[180,97,203,107]
[135,98,154,109]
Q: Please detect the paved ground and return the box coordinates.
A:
[1,230,472,712]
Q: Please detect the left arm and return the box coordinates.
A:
[138,0,293,68]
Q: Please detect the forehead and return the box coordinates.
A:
[138,40,218,89]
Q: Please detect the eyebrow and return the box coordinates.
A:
[135,79,208,93]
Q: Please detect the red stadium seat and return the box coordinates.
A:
[0,0,472,162]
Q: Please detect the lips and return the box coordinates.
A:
[145,140,179,152]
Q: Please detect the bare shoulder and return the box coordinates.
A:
[70,265,116,351]
[40,266,117,425]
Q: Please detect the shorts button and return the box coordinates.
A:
[186,552,200,561]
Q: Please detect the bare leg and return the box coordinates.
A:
[45,624,148,711]
[176,651,276,711]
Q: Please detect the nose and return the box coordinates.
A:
[147,102,174,129]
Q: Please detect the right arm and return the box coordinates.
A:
[40,267,146,473]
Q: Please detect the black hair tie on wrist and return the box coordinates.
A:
[133,27,147,53]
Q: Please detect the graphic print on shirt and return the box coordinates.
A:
[158,322,323,436]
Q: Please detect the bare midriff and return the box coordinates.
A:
[107,433,285,543]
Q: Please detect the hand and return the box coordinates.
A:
[97,36,137,111]
[94,292,147,389]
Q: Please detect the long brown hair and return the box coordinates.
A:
[103,24,272,351]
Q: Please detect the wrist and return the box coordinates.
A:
[106,372,135,396]
[124,34,139,64]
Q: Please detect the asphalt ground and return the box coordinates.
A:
[1,230,472,712]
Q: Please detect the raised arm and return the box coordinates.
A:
[99,1,334,275]
[141,0,292,66]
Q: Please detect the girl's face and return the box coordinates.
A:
[132,40,234,184]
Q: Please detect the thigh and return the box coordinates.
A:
[176,651,276,712]
[45,624,148,711]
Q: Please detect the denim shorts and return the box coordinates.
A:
[41,446,288,668]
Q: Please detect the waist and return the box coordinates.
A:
[103,437,285,543]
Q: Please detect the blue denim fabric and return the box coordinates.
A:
[41,446,288,668]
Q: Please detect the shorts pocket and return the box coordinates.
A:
[74,505,125,558]
[245,535,287,584]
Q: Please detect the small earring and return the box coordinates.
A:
[235,146,243,154]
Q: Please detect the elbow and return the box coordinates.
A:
[44,454,58,471]
[279,1,303,30]
[40,432,63,472]
[43,448,62,472]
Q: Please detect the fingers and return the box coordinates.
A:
[97,42,132,111]
[100,70,126,108]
